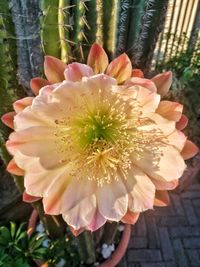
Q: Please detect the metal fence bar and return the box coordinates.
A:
[152,0,200,69]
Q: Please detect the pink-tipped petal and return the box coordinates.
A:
[13,97,34,113]
[124,167,156,212]
[121,210,139,224]
[69,226,84,237]
[87,210,106,232]
[64,63,93,82]
[98,178,128,221]
[87,43,109,74]
[7,159,25,176]
[62,195,96,230]
[166,130,187,151]
[1,112,15,129]
[151,178,179,190]
[181,140,199,160]
[156,101,183,121]
[23,192,41,203]
[176,114,188,130]
[125,77,157,92]
[44,56,67,83]
[131,69,144,78]
[106,53,132,84]
[154,190,170,207]
[151,71,172,97]
[30,78,50,96]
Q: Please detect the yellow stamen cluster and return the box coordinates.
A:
[54,88,165,186]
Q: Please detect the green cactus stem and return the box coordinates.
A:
[102,0,120,59]
[131,0,168,74]
[76,231,96,264]
[40,0,61,58]
[58,0,71,63]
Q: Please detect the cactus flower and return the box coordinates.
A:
[2,44,198,234]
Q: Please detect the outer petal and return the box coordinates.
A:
[64,63,93,82]
[6,125,70,169]
[124,167,155,212]
[125,77,157,92]
[87,43,109,74]
[106,53,132,84]
[30,78,50,96]
[151,178,178,190]
[166,130,187,151]
[62,195,96,230]
[156,101,183,121]
[116,85,160,113]
[181,140,199,160]
[98,178,128,221]
[23,192,41,203]
[1,112,15,129]
[151,71,172,97]
[87,210,106,232]
[7,159,25,176]
[176,114,188,130]
[13,97,34,113]
[131,69,144,78]
[44,56,67,83]
[154,190,170,207]
[121,210,139,224]
[43,179,96,215]
[132,145,186,182]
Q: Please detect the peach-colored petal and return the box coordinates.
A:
[43,179,96,215]
[154,190,170,207]
[7,127,64,169]
[115,85,160,113]
[1,112,15,129]
[139,112,176,135]
[181,140,199,160]
[125,77,157,92]
[7,159,25,176]
[87,43,109,74]
[62,195,96,230]
[124,167,155,212]
[156,101,183,121]
[131,69,144,78]
[151,71,172,97]
[166,130,187,151]
[30,78,50,96]
[13,97,34,113]
[176,114,188,130]
[121,210,139,224]
[64,63,94,82]
[136,86,160,112]
[98,178,128,221]
[106,53,132,84]
[87,209,106,232]
[132,145,186,182]
[13,106,54,132]
[42,175,71,215]
[23,192,41,203]
[69,226,84,237]
[44,56,67,83]
[151,178,178,190]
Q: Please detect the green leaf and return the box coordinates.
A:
[10,222,17,240]
[15,223,26,240]
[0,227,11,244]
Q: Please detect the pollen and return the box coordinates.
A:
[54,87,164,186]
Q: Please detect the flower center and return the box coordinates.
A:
[54,88,164,186]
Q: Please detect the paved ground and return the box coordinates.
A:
[118,178,200,267]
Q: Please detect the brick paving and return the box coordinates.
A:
[118,178,200,267]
